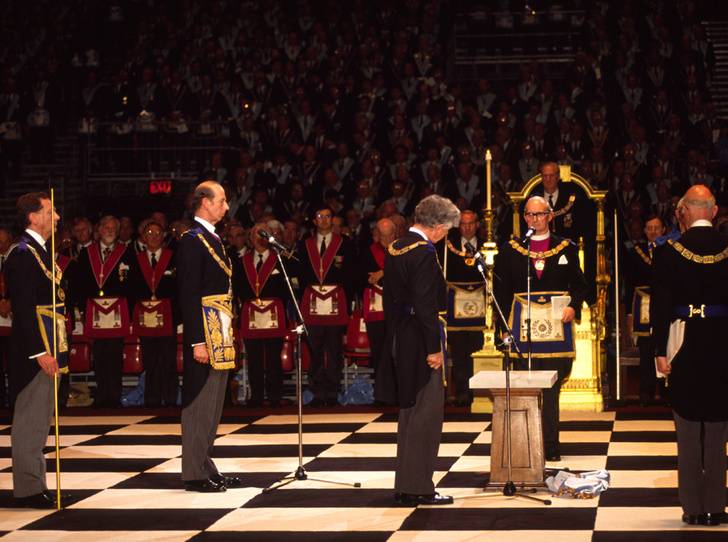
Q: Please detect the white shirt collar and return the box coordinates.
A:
[194,216,218,236]
[148,248,162,260]
[461,237,477,248]
[25,228,46,250]
[690,219,713,228]
[531,232,551,241]
[254,249,270,261]
[316,232,331,244]
[545,188,559,205]
[409,226,429,241]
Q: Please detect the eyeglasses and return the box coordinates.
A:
[524,212,550,219]
[316,213,332,218]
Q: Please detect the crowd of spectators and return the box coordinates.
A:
[0,0,726,404]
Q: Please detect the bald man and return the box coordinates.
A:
[652,185,728,526]
[360,218,397,377]
[177,180,242,492]
[494,195,587,461]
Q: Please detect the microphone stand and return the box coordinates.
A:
[526,235,533,373]
[263,243,360,492]
[471,254,551,505]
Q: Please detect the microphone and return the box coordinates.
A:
[522,227,535,243]
[257,229,290,254]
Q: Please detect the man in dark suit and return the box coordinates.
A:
[177,180,243,493]
[359,218,397,379]
[233,222,288,407]
[73,215,135,408]
[652,185,728,527]
[376,194,461,506]
[441,210,486,406]
[495,195,588,461]
[623,215,665,406]
[6,192,67,508]
[128,221,178,407]
[297,206,353,406]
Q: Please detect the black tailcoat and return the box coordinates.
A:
[177,223,232,406]
[5,233,64,399]
[376,232,446,407]
[651,225,728,421]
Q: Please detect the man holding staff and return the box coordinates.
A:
[6,192,67,508]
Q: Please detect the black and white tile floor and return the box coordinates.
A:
[1,409,727,541]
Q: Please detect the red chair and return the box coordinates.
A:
[281,327,311,372]
[69,337,91,373]
[343,310,371,388]
[123,335,143,374]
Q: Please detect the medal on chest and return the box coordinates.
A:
[534,258,545,272]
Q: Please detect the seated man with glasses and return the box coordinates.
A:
[494,195,588,462]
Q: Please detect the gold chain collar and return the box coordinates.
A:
[668,239,728,264]
[508,238,570,259]
[197,234,232,277]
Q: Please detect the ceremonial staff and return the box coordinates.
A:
[50,186,62,510]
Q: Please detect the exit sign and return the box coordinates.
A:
[150,179,173,194]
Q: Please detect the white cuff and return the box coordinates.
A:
[29,351,47,359]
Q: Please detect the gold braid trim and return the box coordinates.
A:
[26,244,65,301]
[634,245,652,266]
[668,239,728,264]
[446,240,477,266]
[508,238,570,259]
[387,240,428,256]
[552,194,576,217]
[197,234,233,277]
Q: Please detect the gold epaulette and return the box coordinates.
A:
[668,239,728,264]
[508,238,570,259]
[387,240,428,256]
[634,245,652,266]
[552,194,576,217]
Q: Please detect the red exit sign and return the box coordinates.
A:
[150,179,173,194]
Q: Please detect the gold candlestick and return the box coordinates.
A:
[485,149,492,211]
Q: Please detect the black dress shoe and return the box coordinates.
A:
[211,474,244,488]
[184,478,226,493]
[682,513,704,525]
[397,492,454,506]
[703,513,721,526]
[16,492,57,509]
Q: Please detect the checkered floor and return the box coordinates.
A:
[1,408,727,541]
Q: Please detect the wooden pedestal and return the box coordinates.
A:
[490,389,544,485]
[470,370,557,486]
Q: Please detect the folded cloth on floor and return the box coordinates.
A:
[545,469,610,498]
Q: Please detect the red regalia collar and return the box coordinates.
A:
[56,254,71,273]
[242,250,278,298]
[88,242,126,291]
[136,248,172,297]
[370,242,385,270]
[305,234,342,284]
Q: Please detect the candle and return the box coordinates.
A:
[485,149,492,211]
